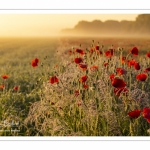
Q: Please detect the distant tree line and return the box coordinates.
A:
[61,14,150,36]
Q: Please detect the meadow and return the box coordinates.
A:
[1,36,150,136]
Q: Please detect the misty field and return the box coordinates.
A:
[1,37,150,136]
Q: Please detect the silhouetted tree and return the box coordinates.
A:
[61,14,150,36]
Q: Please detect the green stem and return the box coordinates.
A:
[126,52,131,60]
[129,120,134,136]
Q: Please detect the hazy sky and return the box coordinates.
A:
[0,14,138,37]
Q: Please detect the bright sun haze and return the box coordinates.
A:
[0,14,138,37]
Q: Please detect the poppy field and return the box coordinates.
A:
[1,37,150,136]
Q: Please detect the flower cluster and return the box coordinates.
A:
[128,108,150,123]
[24,40,150,136]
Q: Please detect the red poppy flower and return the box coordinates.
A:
[95,46,99,50]
[13,86,19,91]
[144,67,150,73]
[34,58,39,64]
[128,110,141,119]
[110,74,115,81]
[127,59,136,67]
[80,75,88,83]
[121,57,126,64]
[0,84,4,89]
[114,87,128,97]
[90,48,94,53]
[50,76,59,84]
[32,60,38,67]
[104,62,109,67]
[90,65,98,71]
[1,75,8,79]
[142,107,150,119]
[116,68,127,76]
[134,62,140,70]
[83,84,88,89]
[78,64,87,71]
[130,47,138,56]
[75,49,85,55]
[136,73,147,81]
[111,78,126,89]
[74,57,83,64]
[146,52,150,58]
[105,49,114,57]
[75,90,80,97]
[31,58,39,67]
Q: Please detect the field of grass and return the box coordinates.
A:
[1,37,150,136]
[0,37,59,135]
